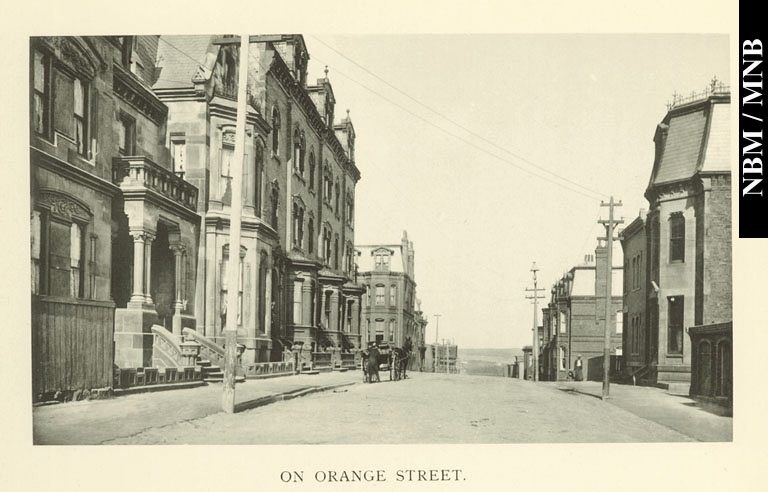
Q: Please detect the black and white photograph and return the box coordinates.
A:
[3,1,765,490]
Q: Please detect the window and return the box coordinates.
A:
[365,285,371,307]
[32,50,50,137]
[334,182,340,215]
[615,311,623,334]
[293,280,303,325]
[375,319,384,343]
[220,247,244,325]
[309,152,315,190]
[258,258,267,334]
[292,204,304,249]
[171,137,186,175]
[346,301,353,332]
[31,208,87,298]
[631,257,637,289]
[559,346,566,371]
[271,106,281,156]
[324,291,332,328]
[559,312,566,334]
[307,218,314,254]
[389,320,395,342]
[667,296,684,355]
[254,144,263,215]
[118,113,135,155]
[334,237,339,270]
[669,213,685,262]
[347,197,354,227]
[220,137,234,200]
[73,78,87,156]
[270,188,279,229]
[375,285,385,305]
[390,284,397,307]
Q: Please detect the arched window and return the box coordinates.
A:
[669,212,685,262]
[390,284,397,307]
[334,236,339,269]
[271,106,281,156]
[299,131,306,177]
[559,346,567,371]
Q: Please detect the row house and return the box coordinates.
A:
[30,36,199,399]
[357,231,426,361]
[540,243,623,382]
[152,34,364,368]
[30,34,364,400]
[620,83,732,405]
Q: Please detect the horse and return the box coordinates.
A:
[390,346,411,381]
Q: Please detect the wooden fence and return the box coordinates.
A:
[31,295,115,398]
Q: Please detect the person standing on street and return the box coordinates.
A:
[575,355,584,381]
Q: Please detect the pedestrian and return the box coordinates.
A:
[418,344,426,371]
[574,355,583,381]
[367,342,380,383]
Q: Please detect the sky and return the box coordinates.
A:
[299,34,729,349]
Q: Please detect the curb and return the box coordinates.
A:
[234,381,357,413]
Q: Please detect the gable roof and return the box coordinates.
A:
[153,35,219,90]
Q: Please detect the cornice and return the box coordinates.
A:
[113,63,168,125]
[32,147,120,198]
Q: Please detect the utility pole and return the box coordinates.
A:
[221,34,250,413]
[598,196,623,400]
[433,314,441,372]
[526,262,545,382]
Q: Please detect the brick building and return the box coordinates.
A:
[620,83,732,396]
[540,243,623,382]
[357,231,425,353]
[619,210,649,379]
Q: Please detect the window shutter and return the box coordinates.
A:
[53,69,74,138]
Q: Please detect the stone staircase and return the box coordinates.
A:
[196,358,245,383]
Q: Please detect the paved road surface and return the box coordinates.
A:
[100,372,729,444]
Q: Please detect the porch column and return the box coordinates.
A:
[329,290,339,334]
[143,232,155,305]
[170,243,186,335]
[302,281,313,329]
[320,289,327,328]
[264,268,272,338]
[129,231,146,304]
[351,299,359,335]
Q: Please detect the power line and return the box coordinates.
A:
[309,35,604,199]
[311,55,601,201]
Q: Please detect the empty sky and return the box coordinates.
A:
[302,34,728,349]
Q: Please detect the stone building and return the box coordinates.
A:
[357,231,424,351]
[151,34,364,367]
[540,243,623,382]
[620,83,732,397]
[30,34,364,399]
[30,36,199,398]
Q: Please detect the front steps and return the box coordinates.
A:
[197,359,245,383]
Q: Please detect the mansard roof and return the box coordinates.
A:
[646,91,730,191]
[153,35,219,90]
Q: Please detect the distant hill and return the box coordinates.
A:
[459,348,524,364]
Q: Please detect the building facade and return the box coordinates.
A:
[540,243,623,382]
[619,210,649,380]
[357,231,425,353]
[620,83,732,396]
[30,34,364,400]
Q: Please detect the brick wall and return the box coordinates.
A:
[701,175,732,324]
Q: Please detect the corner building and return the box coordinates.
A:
[357,231,425,354]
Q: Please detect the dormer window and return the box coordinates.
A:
[374,252,390,272]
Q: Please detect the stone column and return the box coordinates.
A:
[320,289,327,328]
[143,232,155,305]
[302,281,313,329]
[129,231,146,305]
[329,290,339,336]
[264,267,272,337]
[351,299,360,336]
[170,244,186,335]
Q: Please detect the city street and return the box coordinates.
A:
[32,372,731,445]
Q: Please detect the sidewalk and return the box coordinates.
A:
[33,371,360,445]
[551,381,732,442]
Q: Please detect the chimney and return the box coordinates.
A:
[594,240,609,320]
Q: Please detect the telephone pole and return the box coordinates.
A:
[433,314,441,372]
[221,34,250,413]
[526,262,545,382]
[598,196,623,400]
